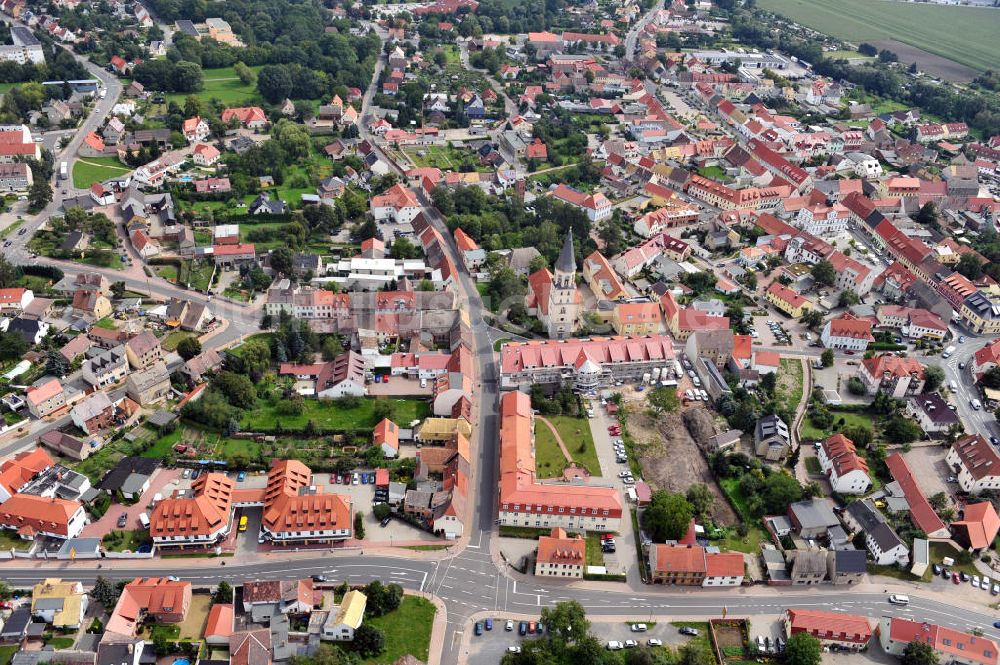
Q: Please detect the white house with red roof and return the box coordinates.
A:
[794,202,850,237]
[551,184,611,222]
[0,124,40,162]
[817,434,871,495]
[878,617,998,665]
[820,313,873,351]
[192,143,220,167]
[784,609,872,649]
[0,287,32,313]
[946,434,1000,495]
[370,184,421,224]
[858,353,925,397]
[221,107,267,130]
[182,116,210,143]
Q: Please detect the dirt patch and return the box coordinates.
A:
[868,39,976,82]
[630,407,737,525]
[714,624,744,650]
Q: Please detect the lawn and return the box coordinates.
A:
[0,529,33,551]
[93,317,118,330]
[804,456,822,474]
[757,0,1000,72]
[403,144,490,172]
[585,533,605,567]
[242,398,432,432]
[45,637,75,650]
[0,218,23,239]
[775,359,804,416]
[360,596,436,665]
[533,415,600,478]
[697,165,731,182]
[178,259,215,292]
[0,646,14,665]
[799,409,872,440]
[102,529,152,553]
[826,49,874,60]
[72,156,131,189]
[164,65,264,106]
[154,264,178,281]
[714,524,769,555]
[161,330,195,351]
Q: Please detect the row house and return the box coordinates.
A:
[878,617,998,665]
[660,291,730,341]
[648,543,744,586]
[685,175,784,211]
[784,609,872,650]
[876,305,948,341]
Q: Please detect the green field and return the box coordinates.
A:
[165,65,264,106]
[242,398,431,432]
[72,156,131,189]
[361,596,436,665]
[757,0,1000,72]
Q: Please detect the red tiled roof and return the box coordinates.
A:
[886,453,947,535]
[886,618,997,665]
[786,609,871,644]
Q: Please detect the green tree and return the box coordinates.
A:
[800,309,824,330]
[686,483,714,519]
[212,581,234,604]
[883,415,922,444]
[539,600,590,646]
[372,400,393,422]
[213,371,257,409]
[901,640,940,665]
[257,65,294,103]
[957,253,984,280]
[176,336,202,361]
[354,512,365,540]
[762,473,803,514]
[270,247,294,276]
[643,490,694,541]
[923,364,944,392]
[838,289,859,307]
[352,625,385,658]
[90,576,118,609]
[45,350,70,377]
[322,335,344,361]
[811,260,835,286]
[847,376,866,395]
[821,349,834,367]
[647,387,679,415]
[784,632,822,665]
[234,61,257,85]
[982,366,1000,389]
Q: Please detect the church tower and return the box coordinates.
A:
[547,230,580,338]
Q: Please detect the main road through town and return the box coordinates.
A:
[0,10,998,665]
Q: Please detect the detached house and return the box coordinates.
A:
[821,314,873,351]
[946,434,1000,495]
[182,116,210,143]
[25,378,66,419]
[754,414,790,461]
[534,527,585,578]
[551,184,611,222]
[858,354,925,397]
[817,434,871,495]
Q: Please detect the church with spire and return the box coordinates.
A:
[525,230,583,339]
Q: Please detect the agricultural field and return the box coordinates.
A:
[757,0,999,74]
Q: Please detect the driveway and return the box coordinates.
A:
[901,447,953,504]
[81,468,181,537]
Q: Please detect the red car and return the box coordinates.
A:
[607,425,619,432]
[952,572,961,584]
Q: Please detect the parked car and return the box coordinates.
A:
[647,639,663,647]
[631,624,648,632]
[485,619,493,631]
[519,622,528,636]
[624,640,638,649]
[607,642,624,651]
[474,622,483,636]
[380,516,391,528]
[507,646,521,654]
[117,512,128,528]
[505,620,514,632]
[679,627,700,636]
[237,471,247,482]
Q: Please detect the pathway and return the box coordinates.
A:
[535,415,572,464]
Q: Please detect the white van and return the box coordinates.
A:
[138,512,150,528]
[950,380,958,391]
[626,487,637,502]
[972,399,982,410]
[888,594,909,605]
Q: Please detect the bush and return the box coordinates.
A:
[846,377,866,395]
[373,503,391,521]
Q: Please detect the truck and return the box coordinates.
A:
[651,367,661,382]
[59,161,67,180]
[642,372,652,385]
[943,345,957,359]
[673,360,683,377]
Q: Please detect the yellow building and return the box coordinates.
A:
[32,579,88,629]
[322,590,366,641]
[612,302,663,336]
[960,291,1000,335]
[766,282,812,318]
[414,417,472,443]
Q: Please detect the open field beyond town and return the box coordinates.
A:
[756,0,999,74]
